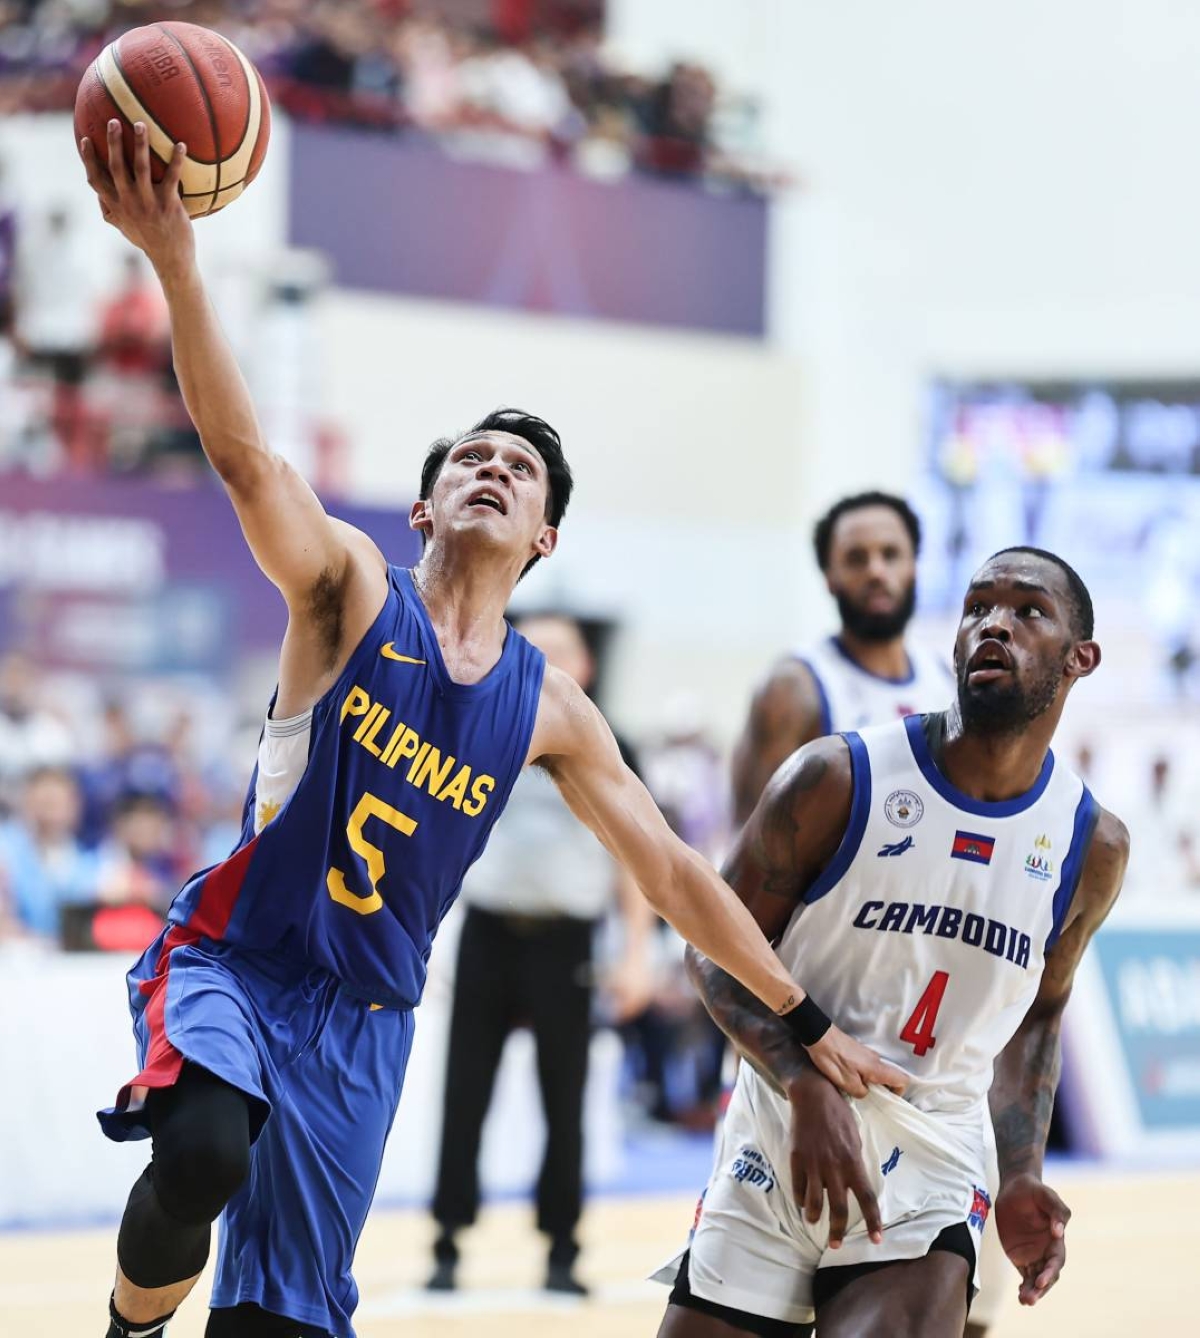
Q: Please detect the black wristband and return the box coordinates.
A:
[781,994,831,1047]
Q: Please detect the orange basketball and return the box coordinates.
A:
[74,21,271,219]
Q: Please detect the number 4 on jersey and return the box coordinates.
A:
[900,970,949,1057]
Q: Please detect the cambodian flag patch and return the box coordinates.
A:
[951,831,996,865]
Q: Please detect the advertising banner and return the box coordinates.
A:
[289,125,768,336]
[0,475,419,676]
[1061,910,1200,1160]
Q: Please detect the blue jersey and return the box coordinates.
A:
[166,566,545,1009]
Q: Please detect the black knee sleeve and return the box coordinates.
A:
[151,1065,252,1224]
[116,1065,253,1289]
[117,1165,211,1290]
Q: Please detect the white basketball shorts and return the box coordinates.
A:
[652,1073,991,1326]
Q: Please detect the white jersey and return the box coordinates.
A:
[773,714,1098,1119]
[796,635,952,734]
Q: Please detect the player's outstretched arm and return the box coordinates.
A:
[530,670,906,1099]
[80,121,372,612]
[991,807,1129,1308]
[730,658,825,825]
[689,736,857,1092]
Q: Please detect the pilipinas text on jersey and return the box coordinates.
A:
[772,715,1098,1118]
[164,567,545,1009]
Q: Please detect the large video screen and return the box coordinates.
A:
[919,380,1200,703]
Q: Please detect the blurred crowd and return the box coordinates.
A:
[0,650,250,946]
[1071,735,1200,904]
[0,187,341,479]
[0,0,773,478]
[0,0,772,188]
[0,200,203,477]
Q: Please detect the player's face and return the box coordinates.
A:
[825,506,917,642]
[417,432,557,566]
[954,557,1099,734]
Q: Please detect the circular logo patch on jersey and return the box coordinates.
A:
[885,789,924,827]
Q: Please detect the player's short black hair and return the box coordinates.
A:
[813,491,922,571]
[419,408,574,577]
[987,546,1095,640]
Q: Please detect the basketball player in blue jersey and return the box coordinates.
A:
[655,547,1130,1337]
[732,491,949,826]
[80,123,906,1338]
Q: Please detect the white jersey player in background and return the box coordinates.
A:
[656,547,1129,1338]
[731,491,950,830]
[730,491,1006,1336]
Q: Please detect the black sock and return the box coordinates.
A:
[107,1292,175,1338]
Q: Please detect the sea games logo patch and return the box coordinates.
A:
[1024,833,1054,882]
[885,789,925,828]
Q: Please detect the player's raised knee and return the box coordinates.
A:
[153,1113,250,1225]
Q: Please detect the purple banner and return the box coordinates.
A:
[288,126,767,336]
[0,476,418,675]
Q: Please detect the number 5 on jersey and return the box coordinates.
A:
[900,970,950,1057]
[327,792,418,915]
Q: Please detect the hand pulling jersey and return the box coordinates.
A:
[796,635,952,734]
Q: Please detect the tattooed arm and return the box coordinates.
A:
[686,734,904,1246]
[991,806,1130,1306]
[730,658,827,826]
[686,734,854,1092]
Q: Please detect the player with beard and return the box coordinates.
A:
[732,492,950,827]
[655,547,1130,1337]
[731,495,1011,1335]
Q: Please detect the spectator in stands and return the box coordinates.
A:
[15,206,96,469]
[572,102,634,180]
[1123,753,1196,899]
[636,61,716,178]
[281,0,400,126]
[0,764,96,940]
[0,652,72,816]
[80,698,179,846]
[0,153,22,460]
[0,154,15,340]
[460,34,573,139]
[95,253,168,378]
[91,252,171,470]
[92,789,178,912]
[393,15,465,132]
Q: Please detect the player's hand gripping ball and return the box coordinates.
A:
[74,21,270,219]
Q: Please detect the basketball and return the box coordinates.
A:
[73,21,270,219]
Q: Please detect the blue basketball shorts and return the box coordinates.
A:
[98,929,414,1338]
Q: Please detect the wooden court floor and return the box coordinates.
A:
[1,1169,1192,1336]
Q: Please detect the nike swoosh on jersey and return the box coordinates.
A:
[380,643,427,665]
